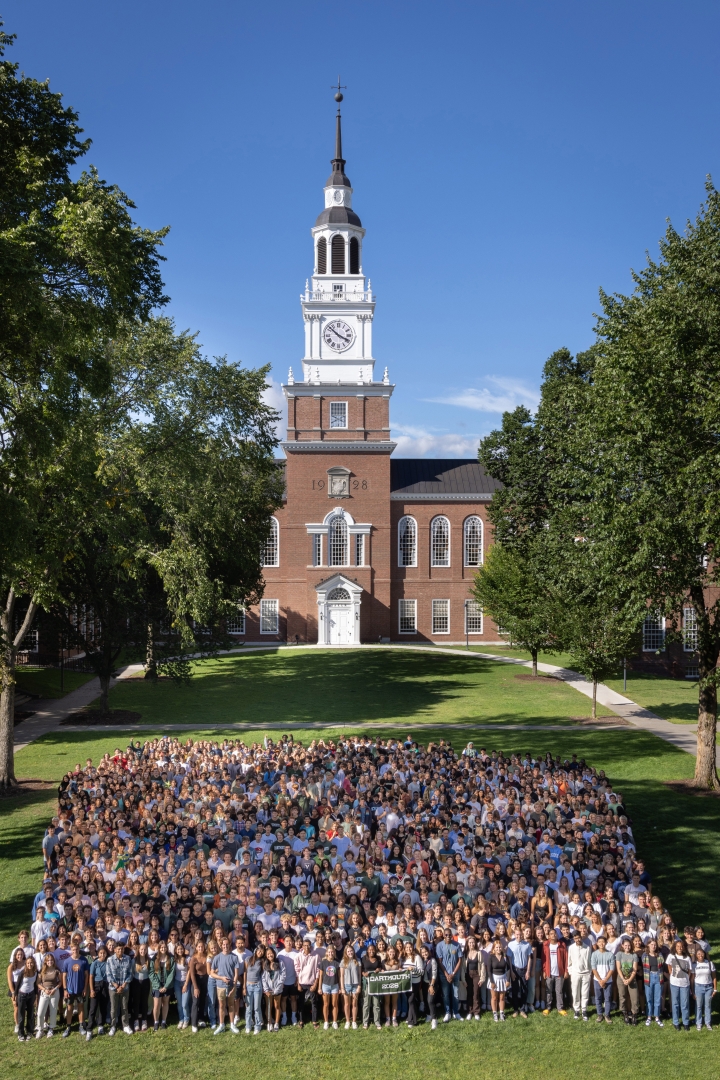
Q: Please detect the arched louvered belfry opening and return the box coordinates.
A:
[331,234,345,274]
[317,236,327,274]
[349,236,360,274]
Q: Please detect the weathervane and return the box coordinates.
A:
[332,76,346,108]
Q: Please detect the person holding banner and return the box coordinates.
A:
[382,946,402,1027]
[361,945,383,1029]
[420,945,439,1030]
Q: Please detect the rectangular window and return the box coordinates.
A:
[260,599,279,635]
[683,606,698,652]
[313,533,322,566]
[226,607,246,635]
[330,401,348,429]
[465,600,483,634]
[355,534,365,567]
[642,613,665,652]
[333,283,344,299]
[685,665,699,680]
[432,599,450,635]
[399,599,417,634]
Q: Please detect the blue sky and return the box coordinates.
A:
[6,2,720,455]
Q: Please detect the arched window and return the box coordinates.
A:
[261,517,279,567]
[328,514,348,566]
[328,587,350,601]
[463,516,483,567]
[349,236,360,274]
[331,234,345,274]
[317,237,327,274]
[398,516,417,567]
[430,516,450,567]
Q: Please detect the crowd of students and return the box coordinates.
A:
[10,734,716,1043]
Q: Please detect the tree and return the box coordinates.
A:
[0,25,168,787]
[472,542,557,676]
[42,318,283,716]
[584,181,720,788]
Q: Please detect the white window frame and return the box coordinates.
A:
[465,599,483,634]
[463,516,483,567]
[642,612,665,652]
[355,533,365,567]
[226,607,246,635]
[398,599,417,634]
[683,606,698,652]
[328,515,349,567]
[685,664,699,680]
[261,517,279,567]
[312,533,322,566]
[430,516,450,567]
[397,516,417,568]
[329,401,348,429]
[432,599,450,635]
[260,599,279,634]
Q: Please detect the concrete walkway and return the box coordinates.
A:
[13,645,713,761]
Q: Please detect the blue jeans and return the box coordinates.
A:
[440,974,459,1016]
[671,983,690,1028]
[695,985,712,1029]
[593,980,612,1018]
[175,979,192,1024]
[207,980,217,1026]
[645,973,662,1018]
[246,986,263,1031]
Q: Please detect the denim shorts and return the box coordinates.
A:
[322,984,339,995]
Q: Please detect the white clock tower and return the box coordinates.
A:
[298,102,378,385]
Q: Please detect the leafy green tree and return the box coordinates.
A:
[42,318,282,716]
[472,542,557,676]
[0,25,167,786]
[580,181,720,788]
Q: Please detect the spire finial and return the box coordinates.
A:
[331,77,346,167]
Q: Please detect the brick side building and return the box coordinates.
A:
[239,106,502,646]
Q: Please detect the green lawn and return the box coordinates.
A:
[95,648,614,727]
[3,650,718,1080]
[605,671,700,725]
[15,666,95,700]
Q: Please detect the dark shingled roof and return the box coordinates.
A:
[390,459,501,496]
[315,205,362,228]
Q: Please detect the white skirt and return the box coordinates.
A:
[493,975,509,993]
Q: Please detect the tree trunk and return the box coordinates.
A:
[145,621,158,680]
[592,678,597,720]
[694,671,719,790]
[531,647,538,677]
[0,592,39,790]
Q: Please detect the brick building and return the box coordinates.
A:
[239,105,502,646]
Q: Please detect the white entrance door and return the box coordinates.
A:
[328,603,352,644]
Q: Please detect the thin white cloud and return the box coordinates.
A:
[430,375,540,414]
[261,377,286,442]
[392,424,480,458]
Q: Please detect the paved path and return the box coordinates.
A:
[14,645,713,761]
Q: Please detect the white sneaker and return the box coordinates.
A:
[86,1031,92,1042]
[273,1023,279,1031]
[352,1021,357,1029]
[253,1026,261,1035]
[324,1021,330,1030]
[97,1026,104,1035]
[230,1022,239,1034]
[443,1013,451,1023]
[345,1021,350,1030]
[191,1026,198,1034]
[108,1026,117,1036]
[332,1021,338,1029]
[123,1026,134,1035]
[431,1018,437,1030]
[213,1024,225,1035]
[453,1013,462,1021]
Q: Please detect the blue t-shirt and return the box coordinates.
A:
[507,940,533,970]
[435,941,459,975]
[63,955,89,995]
[90,958,107,984]
[210,953,239,983]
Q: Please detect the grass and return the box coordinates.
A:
[15,666,95,700]
[93,648,614,728]
[605,671,700,725]
[2,650,718,1080]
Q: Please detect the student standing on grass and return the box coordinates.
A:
[61,942,89,1038]
[244,945,265,1035]
[262,946,286,1031]
[86,944,109,1039]
[317,944,341,1029]
[667,941,693,1032]
[542,929,568,1016]
[36,954,63,1038]
[107,940,134,1035]
[568,931,592,1021]
[15,956,38,1042]
[187,940,210,1034]
[341,943,362,1029]
[7,948,27,1034]
[616,939,640,1025]
[150,941,175,1031]
[691,947,716,1032]
[641,939,664,1027]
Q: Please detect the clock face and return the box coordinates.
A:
[323,319,355,352]
[332,189,344,204]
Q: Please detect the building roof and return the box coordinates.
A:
[314,205,363,227]
[390,459,501,497]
